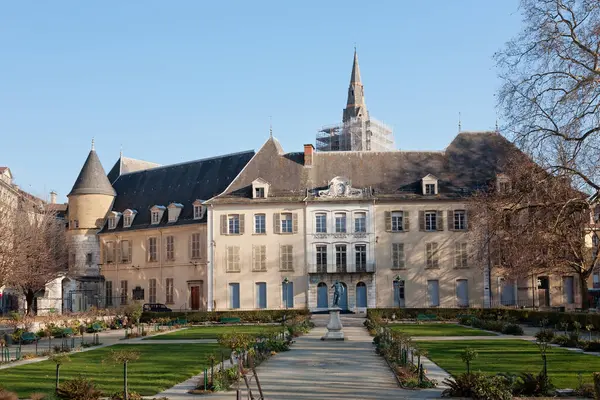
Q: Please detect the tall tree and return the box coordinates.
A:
[496,0,600,193]
[469,156,598,309]
[0,207,68,314]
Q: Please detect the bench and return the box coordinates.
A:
[219,317,241,324]
[54,328,74,338]
[416,314,437,322]
[20,332,39,344]
[175,318,188,325]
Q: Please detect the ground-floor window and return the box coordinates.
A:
[105,281,113,307]
[356,282,367,307]
[563,276,575,304]
[283,281,294,308]
[229,283,240,309]
[317,282,328,308]
[456,279,469,307]
[120,280,128,305]
[393,280,405,307]
[427,280,439,307]
[256,282,267,309]
[149,279,157,303]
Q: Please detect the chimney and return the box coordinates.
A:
[304,144,314,167]
[50,191,57,204]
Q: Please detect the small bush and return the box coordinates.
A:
[535,328,555,343]
[110,392,142,400]
[0,390,18,400]
[501,323,524,335]
[56,376,102,400]
[512,372,554,397]
[593,372,600,400]
[585,340,600,352]
[442,373,512,400]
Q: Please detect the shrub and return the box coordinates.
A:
[56,376,102,400]
[535,328,555,343]
[501,323,524,335]
[211,366,239,392]
[0,390,18,400]
[442,373,512,400]
[584,340,600,352]
[140,309,309,324]
[110,392,142,400]
[594,372,600,400]
[512,372,554,397]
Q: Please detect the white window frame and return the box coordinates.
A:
[315,213,327,233]
[151,211,160,224]
[108,217,117,230]
[454,210,466,230]
[193,205,203,220]
[391,211,403,232]
[316,244,327,272]
[254,214,266,234]
[335,244,347,272]
[354,212,367,233]
[454,242,468,268]
[425,211,437,231]
[123,214,132,228]
[254,187,265,198]
[228,214,240,234]
[355,244,367,271]
[425,183,436,195]
[120,240,131,263]
[105,241,115,264]
[335,213,347,233]
[281,213,293,234]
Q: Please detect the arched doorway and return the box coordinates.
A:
[356,282,367,308]
[317,282,328,308]
[338,282,348,310]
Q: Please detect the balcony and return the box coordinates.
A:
[311,232,372,240]
[307,262,375,274]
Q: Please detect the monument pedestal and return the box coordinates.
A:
[321,307,345,340]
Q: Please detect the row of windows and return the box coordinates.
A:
[221,213,299,235]
[385,210,467,232]
[393,278,470,307]
[314,212,367,233]
[103,234,202,264]
[106,278,175,306]
[228,281,294,309]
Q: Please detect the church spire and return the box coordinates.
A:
[343,49,368,123]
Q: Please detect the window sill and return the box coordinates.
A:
[391,267,406,270]
[223,233,242,236]
[253,233,267,236]
[279,269,294,272]
[425,266,441,270]
[226,270,241,273]
[390,230,406,233]
[252,269,267,272]
[454,266,470,269]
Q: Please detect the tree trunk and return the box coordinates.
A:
[55,364,60,392]
[124,361,128,400]
[580,274,590,310]
[24,289,36,316]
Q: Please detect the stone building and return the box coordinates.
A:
[93,151,254,310]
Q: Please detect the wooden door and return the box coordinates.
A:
[190,286,200,310]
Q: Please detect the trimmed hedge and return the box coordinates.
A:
[367,308,600,330]
[140,309,310,324]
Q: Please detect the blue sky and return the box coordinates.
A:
[0,1,521,202]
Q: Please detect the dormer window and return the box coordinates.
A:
[252,178,270,199]
[107,211,122,230]
[150,205,166,225]
[193,200,205,220]
[422,174,438,195]
[167,203,184,223]
[497,174,511,193]
[122,209,137,228]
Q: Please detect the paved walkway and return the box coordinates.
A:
[159,315,444,399]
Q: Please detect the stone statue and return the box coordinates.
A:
[332,281,344,308]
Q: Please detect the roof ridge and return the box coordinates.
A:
[118,150,255,177]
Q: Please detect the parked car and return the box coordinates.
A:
[142,303,172,312]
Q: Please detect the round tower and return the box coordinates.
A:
[65,142,115,311]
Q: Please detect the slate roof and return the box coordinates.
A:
[69,150,116,197]
[100,150,255,233]
[207,132,519,204]
[107,156,161,184]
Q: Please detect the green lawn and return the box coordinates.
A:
[418,340,600,388]
[144,325,283,340]
[0,344,229,398]
[389,323,497,337]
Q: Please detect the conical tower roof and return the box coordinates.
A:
[350,49,362,84]
[68,148,116,197]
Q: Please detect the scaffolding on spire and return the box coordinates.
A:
[316,117,394,152]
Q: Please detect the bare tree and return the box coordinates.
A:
[0,208,68,315]
[496,0,600,193]
[469,156,598,309]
